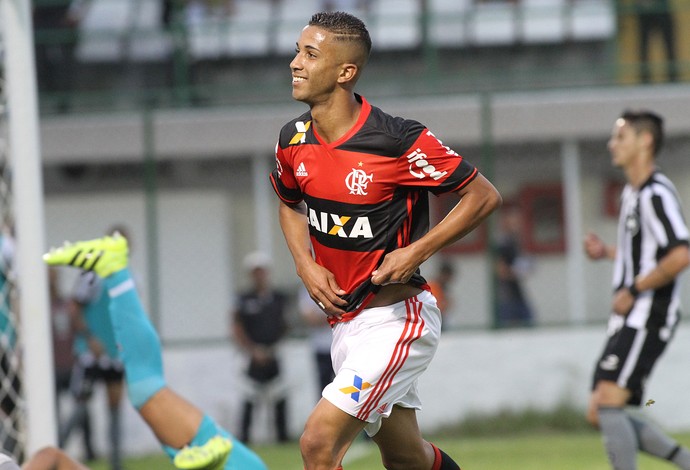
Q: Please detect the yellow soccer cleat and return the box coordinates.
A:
[43,233,128,278]
[173,436,233,470]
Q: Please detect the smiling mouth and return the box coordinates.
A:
[292,76,306,84]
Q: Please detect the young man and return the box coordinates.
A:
[270,11,502,470]
[44,234,267,470]
[584,110,690,469]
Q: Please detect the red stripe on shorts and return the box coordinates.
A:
[357,296,425,420]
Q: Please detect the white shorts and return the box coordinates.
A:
[322,290,442,436]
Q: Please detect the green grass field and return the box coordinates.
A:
[86,431,690,469]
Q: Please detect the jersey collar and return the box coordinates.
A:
[312,94,371,149]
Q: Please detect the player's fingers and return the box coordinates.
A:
[326,278,348,305]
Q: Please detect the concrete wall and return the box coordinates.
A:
[66,324,690,461]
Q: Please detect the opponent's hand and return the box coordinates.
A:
[584,232,607,260]
[612,288,635,316]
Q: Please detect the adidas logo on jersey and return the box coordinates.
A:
[296,162,308,177]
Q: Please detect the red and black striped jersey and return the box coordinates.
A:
[270,95,477,319]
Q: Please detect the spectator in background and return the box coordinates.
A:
[299,287,334,399]
[495,205,535,328]
[32,0,90,112]
[59,227,129,469]
[231,252,290,444]
[428,261,457,331]
[49,267,75,438]
[634,0,677,83]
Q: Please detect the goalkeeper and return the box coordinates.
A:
[41,233,267,470]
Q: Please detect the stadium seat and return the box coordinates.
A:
[521,0,567,44]
[225,1,273,58]
[470,1,519,46]
[571,0,615,40]
[371,0,421,50]
[429,0,472,48]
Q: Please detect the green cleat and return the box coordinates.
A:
[173,436,233,470]
[43,233,128,278]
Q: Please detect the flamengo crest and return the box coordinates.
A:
[345,168,373,195]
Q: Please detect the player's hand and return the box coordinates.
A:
[584,232,607,260]
[612,288,635,316]
[299,262,347,320]
[371,247,419,286]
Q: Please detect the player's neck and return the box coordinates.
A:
[310,93,362,144]
[625,157,655,188]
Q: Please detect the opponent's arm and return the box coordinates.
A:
[278,201,347,318]
[371,173,501,286]
[612,244,690,315]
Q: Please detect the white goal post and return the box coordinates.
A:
[1,0,57,458]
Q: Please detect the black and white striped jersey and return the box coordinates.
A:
[613,171,690,331]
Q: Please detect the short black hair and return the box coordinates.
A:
[309,11,372,61]
[621,109,665,156]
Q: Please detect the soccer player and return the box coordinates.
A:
[584,110,690,469]
[44,234,267,470]
[270,11,502,470]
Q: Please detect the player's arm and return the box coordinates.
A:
[613,243,690,315]
[635,244,690,292]
[278,200,347,319]
[372,173,501,286]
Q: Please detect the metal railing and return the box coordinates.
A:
[22,0,689,113]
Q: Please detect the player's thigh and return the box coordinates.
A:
[592,380,631,407]
[373,406,432,469]
[587,380,631,426]
[301,398,364,456]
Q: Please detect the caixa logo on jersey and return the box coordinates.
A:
[308,208,373,238]
[406,148,448,181]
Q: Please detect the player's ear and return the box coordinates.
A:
[640,130,655,153]
[337,63,359,85]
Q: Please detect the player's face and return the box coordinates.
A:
[290,26,345,105]
[608,118,641,168]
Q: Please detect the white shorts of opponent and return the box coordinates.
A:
[322,290,442,437]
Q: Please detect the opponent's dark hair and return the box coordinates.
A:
[309,11,372,61]
[621,109,665,156]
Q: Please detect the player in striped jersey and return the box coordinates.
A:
[271,11,501,470]
[585,110,690,469]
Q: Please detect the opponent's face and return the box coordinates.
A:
[289,25,348,105]
[608,118,643,168]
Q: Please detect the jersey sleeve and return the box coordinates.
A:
[269,141,303,204]
[644,186,690,250]
[397,127,477,195]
